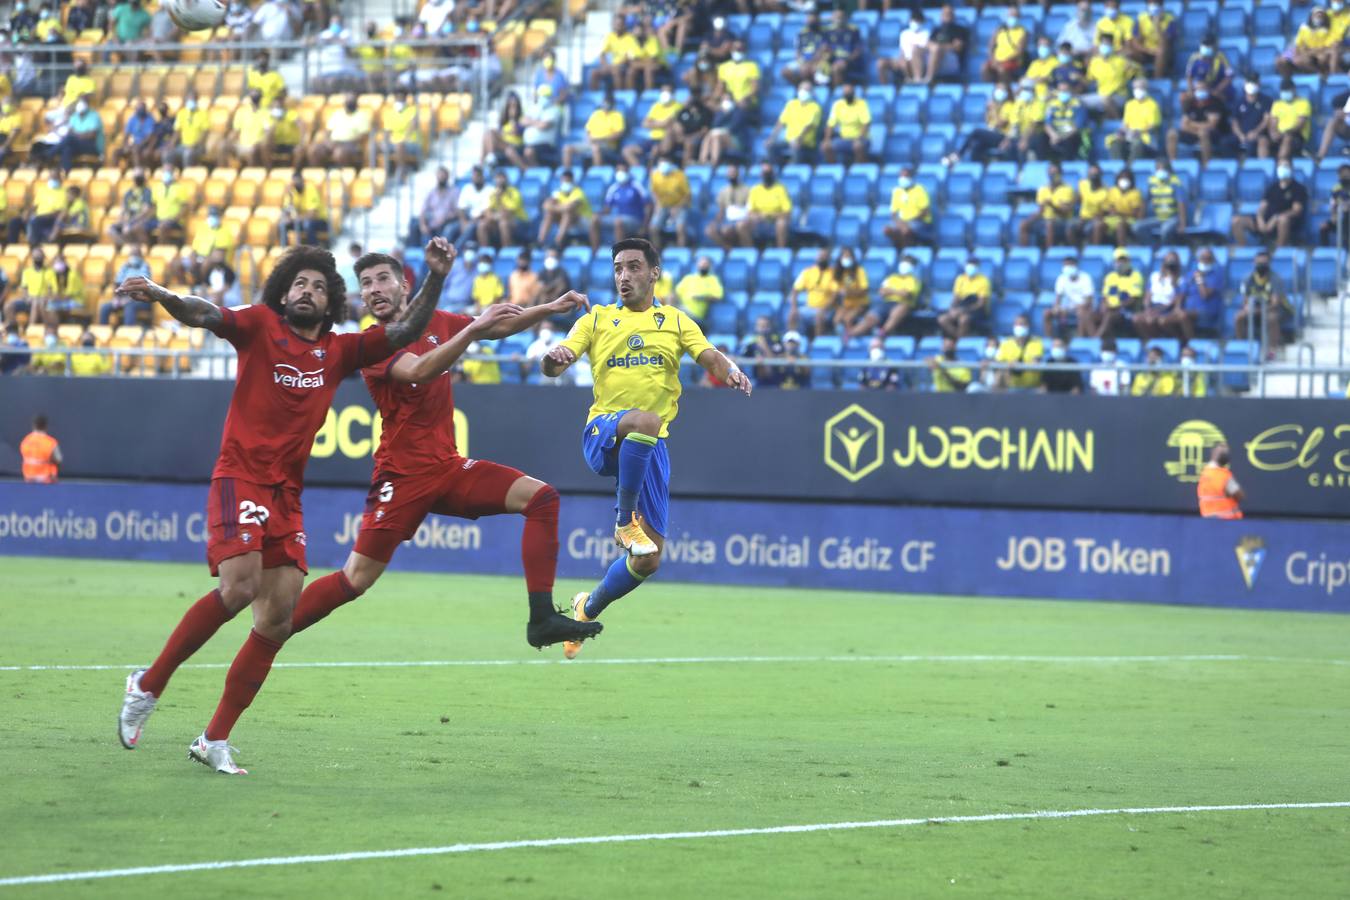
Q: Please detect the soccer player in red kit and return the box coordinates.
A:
[287,249,603,651]
[114,241,447,775]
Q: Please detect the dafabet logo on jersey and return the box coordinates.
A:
[1234,536,1266,590]
[824,404,884,482]
[1164,419,1227,483]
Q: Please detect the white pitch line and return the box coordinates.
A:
[1,801,1347,888]
[1,653,1348,673]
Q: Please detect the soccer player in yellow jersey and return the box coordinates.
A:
[542,238,750,658]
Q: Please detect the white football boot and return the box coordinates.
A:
[188,733,248,775]
[118,668,158,749]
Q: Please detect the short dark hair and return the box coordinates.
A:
[33,415,48,430]
[611,237,660,268]
[261,246,348,334]
[354,251,403,281]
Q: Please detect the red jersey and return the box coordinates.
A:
[363,309,474,476]
[210,304,396,488]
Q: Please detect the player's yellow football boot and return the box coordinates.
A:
[563,591,592,660]
[614,512,658,557]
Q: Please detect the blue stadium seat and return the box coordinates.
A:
[895,90,925,127]
[1217,6,1249,39]
[883,132,919,164]
[798,207,835,245]
[947,166,978,205]
[1236,163,1273,205]
[1147,338,1181,362]
[1252,5,1284,38]
[709,303,742,336]
[722,256,753,294]
[1068,337,1101,363]
[937,211,970,247]
[757,250,791,293]
[748,20,776,54]
[1004,249,1038,294]
[1310,248,1340,296]
[835,211,865,249]
[919,127,954,165]
[884,335,916,358]
[1198,167,1233,203]
[1179,9,1212,46]
[808,172,839,208]
[974,208,1009,247]
[980,163,1016,206]
[843,172,876,206]
[1222,340,1259,392]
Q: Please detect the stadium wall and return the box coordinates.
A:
[0,481,1347,614]
[2,380,1349,518]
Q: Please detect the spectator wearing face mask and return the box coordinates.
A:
[668,87,712,167]
[54,185,92,243]
[1089,336,1129,395]
[981,6,1028,84]
[648,157,691,250]
[43,255,85,325]
[704,163,751,248]
[1017,162,1075,250]
[589,16,637,92]
[537,170,593,249]
[699,91,750,167]
[674,256,724,331]
[1041,337,1084,394]
[379,90,420,178]
[1107,79,1160,161]
[1044,254,1096,339]
[884,166,933,251]
[1267,80,1312,159]
[168,206,232,285]
[859,336,901,391]
[1232,161,1307,249]
[624,21,667,94]
[1134,158,1185,246]
[507,251,542,308]
[1038,80,1087,164]
[197,249,240,309]
[1135,251,1182,340]
[740,316,783,388]
[1129,1,1176,79]
[562,92,627,169]
[943,83,1017,165]
[822,8,864,87]
[101,245,152,325]
[1235,251,1290,354]
[595,163,650,252]
[823,84,870,165]
[1281,7,1338,77]
[775,331,814,390]
[419,166,460,243]
[148,165,190,245]
[855,255,923,338]
[439,243,478,312]
[483,91,525,169]
[938,258,991,340]
[478,169,529,250]
[2,324,32,375]
[994,314,1045,391]
[736,165,791,249]
[225,90,268,167]
[1167,248,1226,342]
[878,10,932,86]
[765,81,823,166]
[109,0,151,47]
[1182,35,1232,109]
[280,172,329,248]
[928,336,974,393]
[780,10,828,87]
[309,94,372,169]
[788,250,839,337]
[28,325,69,375]
[537,249,571,317]
[622,87,680,169]
[57,95,104,172]
[455,166,494,250]
[971,336,1003,392]
[114,100,159,169]
[1084,36,1136,118]
[247,52,286,108]
[1320,164,1350,248]
[519,84,561,168]
[1094,0,1133,50]
[1096,248,1144,337]
[832,250,870,336]
[716,41,761,111]
[1093,171,1142,247]
[1058,2,1096,60]
[165,94,209,168]
[1023,37,1059,95]
[469,252,504,315]
[1230,79,1272,161]
[70,330,110,376]
[110,169,152,249]
[6,247,56,326]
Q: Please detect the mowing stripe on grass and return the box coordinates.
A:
[3,654,1349,673]
[1,802,1347,887]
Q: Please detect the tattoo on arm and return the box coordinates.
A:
[386,270,445,349]
[158,292,224,330]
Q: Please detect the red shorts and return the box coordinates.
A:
[353,458,523,563]
[205,478,308,576]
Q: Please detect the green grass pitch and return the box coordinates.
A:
[2,557,1349,898]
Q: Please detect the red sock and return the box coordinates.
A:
[290,571,361,635]
[140,590,234,697]
[521,485,560,594]
[204,629,284,742]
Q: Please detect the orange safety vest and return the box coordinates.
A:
[1197,465,1241,519]
[20,431,59,483]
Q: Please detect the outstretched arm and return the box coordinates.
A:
[385,237,454,349]
[114,277,222,330]
[477,290,590,340]
[541,345,576,378]
[390,303,523,384]
[696,347,753,396]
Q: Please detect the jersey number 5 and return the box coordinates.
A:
[239,500,271,526]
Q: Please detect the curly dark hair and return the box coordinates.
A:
[261,246,347,334]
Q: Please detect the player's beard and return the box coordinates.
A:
[285,301,325,329]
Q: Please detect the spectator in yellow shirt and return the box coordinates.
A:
[470,254,505,313]
[928,336,974,393]
[938,258,992,339]
[309,94,372,168]
[70,331,111,377]
[1107,78,1161,161]
[1130,346,1179,396]
[788,249,841,336]
[623,87,683,167]
[994,314,1045,391]
[380,90,421,177]
[460,341,501,384]
[54,186,93,243]
[648,157,691,249]
[1267,80,1313,159]
[1096,248,1144,337]
[625,21,668,94]
[980,6,1028,83]
[1084,38,1136,118]
[0,96,21,165]
[854,254,922,338]
[61,61,96,110]
[1094,0,1135,54]
[537,170,593,248]
[562,93,627,168]
[150,165,190,245]
[1017,162,1076,249]
[764,81,823,165]
[823,84,871,165]
[674,256,724,328]
[736,165,792,249]
[1095,170,1144,246]
[716,42,761,108]
[1283,7,1339,76]
[1130,2,1176,79]
[264,90,306,169]
[280,172,329,248]
[833,250,871,336]
[884,166,933,250]
[247,52,287,108]
[477,168,528,250]
[45,256,87,325]
[5,247,58,326]
[227,90,269,166]
[165,94,209,168]
[1023,37,1060,95]
[588,16,638,92]
[22,169,67,245]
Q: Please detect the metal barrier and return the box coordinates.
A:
[3,346,1348,397]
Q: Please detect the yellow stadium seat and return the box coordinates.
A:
[58,244,89,265]
[349,177,375,211]
[66,168,94,188]
[82,256,111,289]
[191,69,219,100]
[207,106,234,136]
[105,70,137,99]
[436,102,463,134]
[246,214,276,245]
[25,324,46,344]
[87,324,112,345]
[220,68,248,97]
[203,174,234,209]
[0,255,23,282]
[57,323,83,344]
[260,175,289,208]
[85,243,116,261]
[231,177,260,208]
[159,70,192,102]
[323,180,348,212]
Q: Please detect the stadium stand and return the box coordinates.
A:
[1,0,1346,395]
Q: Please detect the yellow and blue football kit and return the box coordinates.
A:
[562,301,714,535]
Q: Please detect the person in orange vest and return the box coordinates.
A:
[20,414,62,484]
[1197,442,1244,519]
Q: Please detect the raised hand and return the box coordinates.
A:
[424,237,456,277]
[114,276,173,306]
[548,290,590,315]
[473,302,525,333]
